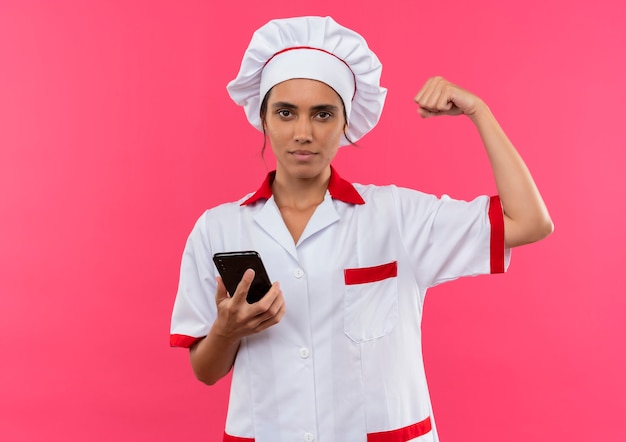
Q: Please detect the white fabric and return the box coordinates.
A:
[171,180,510,442]
[226,16,387,145]
[260,48,356,120]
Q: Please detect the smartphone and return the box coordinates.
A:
[212,251,272,304]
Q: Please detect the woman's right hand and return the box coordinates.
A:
[189,269,284,385]
[212,269,285,343]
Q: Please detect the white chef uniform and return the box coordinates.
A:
[171,167,509,442]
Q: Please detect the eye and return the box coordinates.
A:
[277,109,292,118]
[316,111,332,120]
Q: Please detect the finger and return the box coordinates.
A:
[215,276,229,303]
[415,93,446,116]
[417,82,468,118]
[426,87,452,113]
[249,280,280,312]
[428,78,451,109]
[231,268,255,303]
[414,86,426,105]
[414,77,437,107]
[254,305,286,333]
[418,107,463,119]
[252,284,286,331]
[249,282,280,316]
[436,95,454,112]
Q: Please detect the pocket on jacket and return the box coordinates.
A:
[344,261,398,343]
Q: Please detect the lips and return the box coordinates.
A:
[290,150,317,161]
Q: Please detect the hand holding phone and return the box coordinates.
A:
[213,251,272,304]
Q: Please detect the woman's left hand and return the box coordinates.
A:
[414,76,483,119]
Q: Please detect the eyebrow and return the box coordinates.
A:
[271,102,340,112]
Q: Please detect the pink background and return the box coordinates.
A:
[1,0,624,441]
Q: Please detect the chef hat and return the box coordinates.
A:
[227,16,387,145]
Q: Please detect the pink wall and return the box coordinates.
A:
[1,0,624,441]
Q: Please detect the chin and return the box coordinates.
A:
[282,163,329,180]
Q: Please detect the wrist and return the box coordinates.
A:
[209,320,242,347]
[467,100,492,124]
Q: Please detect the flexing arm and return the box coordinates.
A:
[190,270,285,385]
[414,76,554,247]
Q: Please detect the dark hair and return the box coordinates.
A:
[258,87,357,158]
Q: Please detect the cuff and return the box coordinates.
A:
[170,334,204,348]
[488,195,506,274]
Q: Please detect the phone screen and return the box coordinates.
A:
[213,251,272,303]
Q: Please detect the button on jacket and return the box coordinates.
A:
[171,168,509,442]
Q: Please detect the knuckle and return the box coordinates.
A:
[268,304,280,317]
[258,297,272,310]
[275,308,286,322]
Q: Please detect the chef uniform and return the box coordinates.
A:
[170,16,510,442]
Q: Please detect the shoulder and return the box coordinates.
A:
[191,192,257,230]
[352,182,438,207]
[352,183,492,225]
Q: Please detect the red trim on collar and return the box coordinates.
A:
[241,173,274,205]
[240,167,365,206]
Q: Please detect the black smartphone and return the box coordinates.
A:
[212,251,272,304]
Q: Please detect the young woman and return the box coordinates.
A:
[170,16,553,442]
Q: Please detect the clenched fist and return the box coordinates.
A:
[414,76,485,119]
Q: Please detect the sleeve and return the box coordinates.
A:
[170,212,219,348]
[392,187,510,289]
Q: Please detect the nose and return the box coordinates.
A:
[294,118,313,143]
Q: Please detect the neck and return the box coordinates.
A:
[272,167,331,210]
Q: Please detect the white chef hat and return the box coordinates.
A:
[226,16,387,145]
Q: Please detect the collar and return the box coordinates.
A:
[241,166,365,206]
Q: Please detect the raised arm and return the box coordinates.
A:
[414,76,554,248]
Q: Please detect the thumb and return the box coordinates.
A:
[417,106,436,119]
[417,105,463,119]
